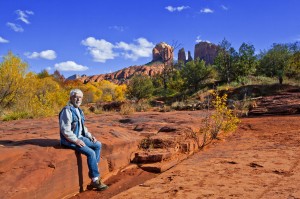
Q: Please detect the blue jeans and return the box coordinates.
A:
[68,136,102,178]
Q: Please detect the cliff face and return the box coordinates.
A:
[194,42,219,65]
[152,42,173,65]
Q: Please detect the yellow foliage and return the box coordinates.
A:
[16,74,69,117]
[93,80,126,102]
[0,52,27,110]
[0,52,127,120]
[201,90,240,141]
[115,84,127,101]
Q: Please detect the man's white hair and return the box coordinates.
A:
[70,89,83,97]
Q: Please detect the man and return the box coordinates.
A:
[59,89,108,191]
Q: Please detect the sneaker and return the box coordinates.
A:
[87,179,109,191]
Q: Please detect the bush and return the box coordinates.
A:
[200,90,240,142]
[127,74,154,100]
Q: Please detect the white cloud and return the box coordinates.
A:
[200,8,214,14]
[165,6,190,12]
[6,22,24,32]
[15,10,34,24]
[0,36,9,43]
[46,67,52,71]
[81,37,117,63]
[24,50,57,60]
[40,50,57,60]
[221,5,228,10]
[116,37,154,61]
[195,36,211,43]
[54,61,88,71]
[82,37,155,62]
[109,25,125,32]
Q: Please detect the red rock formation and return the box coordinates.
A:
[248,91,300,115]
[80,64,165,84]
[79,42,175,84]
[194,42,218,65]
[178,48,186,64]
[152,42,173,65]
[0,110,207,199]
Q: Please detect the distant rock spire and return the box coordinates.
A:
[187,51,193,62]
[178,48,186,64]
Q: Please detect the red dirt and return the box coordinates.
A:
[72,115,300,199]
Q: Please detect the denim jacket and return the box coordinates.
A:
[59,103,92,147]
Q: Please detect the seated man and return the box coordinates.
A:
[59,88,108,191]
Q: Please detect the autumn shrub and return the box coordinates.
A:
[200,90,240,143]
[23,74,68,117]
[93,80,127,102]
[0,52,27,112]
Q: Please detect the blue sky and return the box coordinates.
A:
[0,0,299,78]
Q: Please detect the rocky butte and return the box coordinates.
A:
[79,41,218,84]
[194,41,219,65]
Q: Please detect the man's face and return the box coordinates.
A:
[70,93,83,108]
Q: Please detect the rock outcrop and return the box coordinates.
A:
[248,90,300,115]
[194,42,219,65]
[80,64,164,84]
[0,110,206,199]
[178,48,186,64]
[152,42,173,65]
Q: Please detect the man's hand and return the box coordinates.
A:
[91,136,97,143]
[75,139,85,147]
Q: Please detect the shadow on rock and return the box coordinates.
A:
[0,139,60,148]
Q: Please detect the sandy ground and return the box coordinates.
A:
[72,115,300,199]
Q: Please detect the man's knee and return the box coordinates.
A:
[95,141,102,149]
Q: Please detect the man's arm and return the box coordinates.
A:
[59,108,79,143]
[84,126,97,143]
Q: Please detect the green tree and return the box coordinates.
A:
[0,52,28,110]
[167,70,185,93]
[127,74,154,100]
[180,59,213,91]
[214,38,238,83]
[236,43,257,78]
[257,43,292,84]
